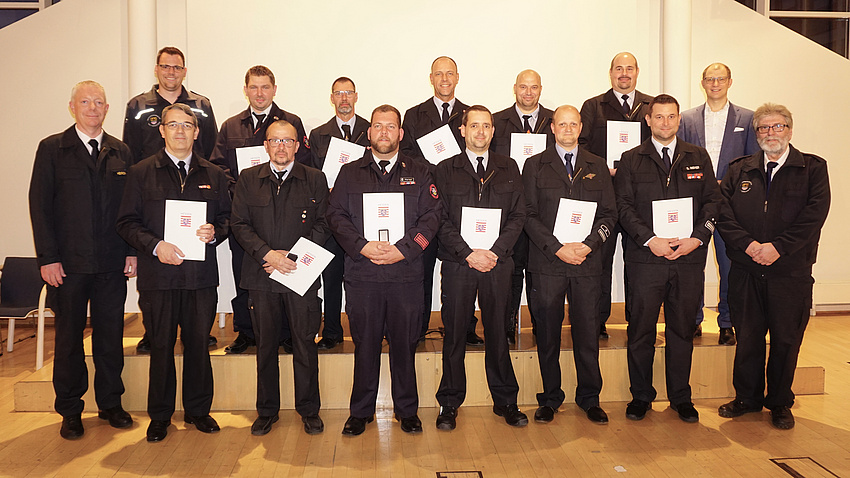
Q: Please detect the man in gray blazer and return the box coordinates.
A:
[678,62,758,345]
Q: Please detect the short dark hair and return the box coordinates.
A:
[265,120,296,140]
[245,65,275,86]
[462,105,493,126]
[162,103,197,125]
[156,46,185,65]
[371,104,401,125]
[648,94,680,115]
[332,76,356,92]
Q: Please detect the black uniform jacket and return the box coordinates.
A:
[308,115,371,170]
[401,97,469,160]
[209,102,311,186]
[718,145,830,275]
[490,104,555,157]
[434,152,526,264]
[326,152,441,283]
[29,126,133,273]
[123,85,217,164]
[579,89,653,161]
[230,161,331,293]
[522,147,617,277]
[615,139,722,265]
[116,150,231,290]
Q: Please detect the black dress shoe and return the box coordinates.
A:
[626,400,652,421]
[395,414,423,433]
[341,415,374,436]
[534,406,556,423]
[770,406,795,429]
[98,406,133,429]
[718,399,763,418]
[585,406,609,424]
[225,332,255,354]
[599,324,609,339]
[60,414,84,440]
[251,414,279,436]
[671,402,699,423]
[207,335,217,348]
[466,331,484,346]
[316,336,343,350]
[302,415,324,435]
[184,414,220,433]
[146,419,170,442]
[136,335,151,354]
[693,324,702,338]
[493,404,528,427]
[718,327,736,345]
[436,406,457,430]
[280,338,293,354]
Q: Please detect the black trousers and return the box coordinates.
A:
[625,262,702,405]
[528,273,602,410]
[436,259,519,408]
[421,240,439,336]
[346,279,423,418]
[728,265,812,410]
[139,287,217,420]
[50,271,127,416]
[249,289,321,417]
[230,237,290,341]
[510,232,536,330]
[320,235,345,340]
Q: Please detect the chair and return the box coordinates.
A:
[0,257,50,369]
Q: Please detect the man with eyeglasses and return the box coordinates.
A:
[307,77,371,350]
[717,103,830,430]
[230,120,330,436]
[210,65,310,355]
[116,103,231,442]
[679,63,759,345]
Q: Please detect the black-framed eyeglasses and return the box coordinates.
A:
[158,64,185,72]
[756,124,789,133]
[267,138,296,146]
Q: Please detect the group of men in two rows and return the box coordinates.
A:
[28,48,829,443]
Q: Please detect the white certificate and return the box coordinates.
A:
[236,145,269,173]
[416,124,462,165]
[323,136,366,188]
[460,206,502,250]
[509,133,547,169]
[652,197,693,239]
[269,237,334,296]
[606,121,641,169]
[552,198,597,243]
[362,192,405,244]
[163,199,207,261]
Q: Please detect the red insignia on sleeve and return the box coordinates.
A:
[414,233,429,250]
[430,184,438,199]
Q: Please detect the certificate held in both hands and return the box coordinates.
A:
[509,133,546,169]
[460,206,501,250]
[652,197,693,239]
[606,120,641,169]
[269,237,334,296]
[552,198,597,243]
[323,136,366,188]
[416,124,461,165]
[236,145,270,173]
[362,192,405,244]
[164,199,208,261]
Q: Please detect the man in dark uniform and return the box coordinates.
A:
[491,69,555,343]
[400,56,479,345]
[209,65,309,355]
[434,105,528,430]
[326,105,441,436]
[308,77,370,350]
[522,105,617,425]
[615,94,721,423]
[116,103,231,443]
[717,103,830,430]
[123,46,219,353]
[579,52,654,338]
[29,81,135,439]
[231,120,330,436]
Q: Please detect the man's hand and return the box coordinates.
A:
[263,250,297,274]
[648,237,676,258]
[466,249,498,272]
[361,241,405,265]
[41,262,65,287]
[748,241,780,266]
[666,237,701,260]
[196,223,215,243]
[156,241,185,265]
[555,243,591,265]
[124,256,138,278]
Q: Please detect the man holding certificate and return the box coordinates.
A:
[116,103,231,442]
[231,120,330,436]
[433,106,528,430]
[614,94,722,424]
[522,105,617,425]
[327,105,441,436]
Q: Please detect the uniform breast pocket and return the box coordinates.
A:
[536,177,562,189]
[57,168,85,181]
[780,188,806,222]
[142,187,169,201]
[580,177,603,201]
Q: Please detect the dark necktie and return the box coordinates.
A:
[177,160,188,182]
[88,139,99,163]
[476,157,485,181]
[441,102,450,124]
[522,115,532,133]
[341,124,352,142]
[766,161,778,194]
[275,170,286,183]
[253,113,266,134]
[662,147,671,173]
[379,160,390,175]
[622,94,631,116]
[564,152,574,180]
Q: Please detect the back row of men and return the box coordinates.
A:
[29,49,829,443]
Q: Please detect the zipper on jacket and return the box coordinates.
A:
[665,153,683,189]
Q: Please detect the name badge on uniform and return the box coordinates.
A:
[400,176,416,186]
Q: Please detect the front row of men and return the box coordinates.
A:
[30,80,829,442]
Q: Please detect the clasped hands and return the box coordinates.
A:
[361,241,404,265]
[746,241,780,266]
[648,236,701,260]
[556,242,591,265]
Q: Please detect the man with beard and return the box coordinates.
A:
[717,104,829,430]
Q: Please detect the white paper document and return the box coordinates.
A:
[552,198,598,243]
[323,136,366,188]
[509,133,547,168]
[652,197,693,239]
[236,145,269,173]
[362,192,405,244]
[460,206,502,250]
[606,121,641,169]
[269,237,334,296]
[164,199,207,261]
[416,124,462,165]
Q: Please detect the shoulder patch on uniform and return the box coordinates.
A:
[740,180,752,193]
[430,183,438,199]
[147,114,161,127]
[302,135,310,149]
[414,233,429,250]
[705,220,715,233]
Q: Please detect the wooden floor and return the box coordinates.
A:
[1,314,849,477]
